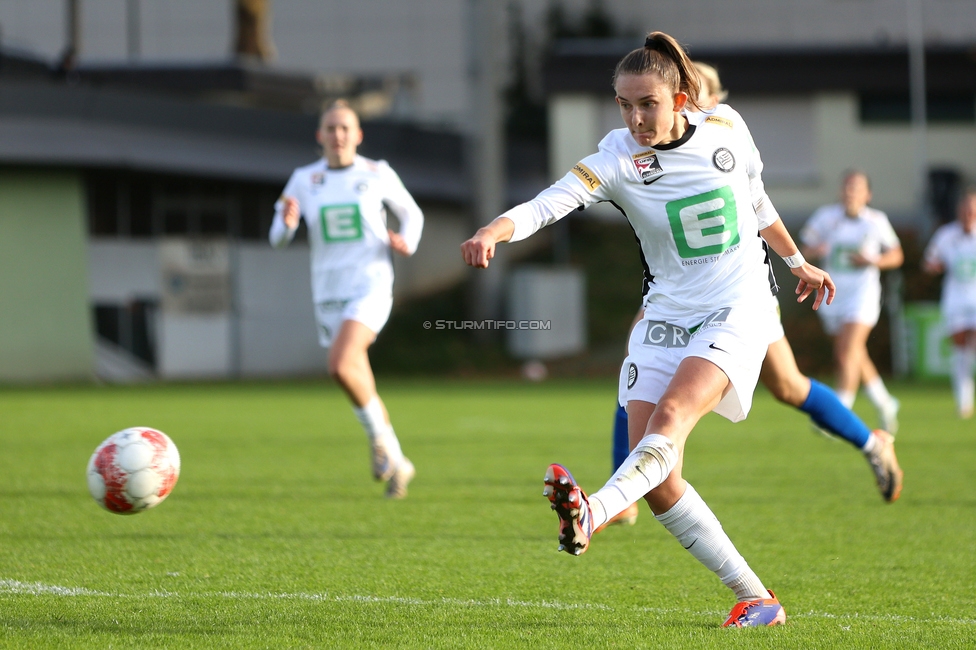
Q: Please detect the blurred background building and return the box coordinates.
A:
[0,0,974,382]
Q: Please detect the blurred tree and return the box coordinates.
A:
[234,0,276,62]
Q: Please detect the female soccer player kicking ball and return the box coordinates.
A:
[462,32,833,627]
[270,101,423,498]
[604,63,901,531]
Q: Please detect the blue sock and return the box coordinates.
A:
[612,403,629,471]
[800,379,872,449]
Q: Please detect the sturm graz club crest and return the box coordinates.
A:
[712,147,735,173]
[627,363,638,389]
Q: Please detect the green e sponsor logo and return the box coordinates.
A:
[666,186,740,258]
[830,245,861,271]
[320,204,363,242]
[954,256,976,281]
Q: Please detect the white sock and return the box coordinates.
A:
[655,483,770,601]
[952,346,976,416]
[836,390,855,409]
[862,432,878,454]
[353,397,403,460]
[587,434,678,530]
[864,377,893,410]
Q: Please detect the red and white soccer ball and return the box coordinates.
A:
[86,427,181,514]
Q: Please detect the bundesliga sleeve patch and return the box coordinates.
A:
[705,115,734,129]
[571,162,602,192]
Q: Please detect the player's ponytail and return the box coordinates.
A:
[613,32,701,111]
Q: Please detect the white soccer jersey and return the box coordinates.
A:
[800,203,899,316]
[269,155,423,303]
[502,105,780,323]
[924,221,976,319]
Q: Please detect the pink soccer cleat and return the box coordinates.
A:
[542,464,593,556]
[723,590,787,627]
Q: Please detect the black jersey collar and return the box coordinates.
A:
[653,124,696,151]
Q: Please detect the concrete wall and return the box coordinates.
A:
[85,207,473,379]
[0,169,94,382]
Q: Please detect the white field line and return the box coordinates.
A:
[3,578,975,626]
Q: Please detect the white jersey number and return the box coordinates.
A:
[666,186,740,258]
[321,204,364,242]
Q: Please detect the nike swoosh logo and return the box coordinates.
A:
[643,175,664,185]
[708,343,726,353]
[683,538,697,550]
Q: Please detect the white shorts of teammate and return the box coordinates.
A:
[943,303,976,336]
[312,265,394,348]
[815,279,881,335]
[618,300,780,423]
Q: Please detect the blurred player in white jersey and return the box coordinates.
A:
[604,63,902,532]
[923,187,976,419]
[270,101,423,498]
[801,171,904,433]
[463,32,834,627]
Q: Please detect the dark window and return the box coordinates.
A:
[163,208,189,234]
[93,301,157,367]
[85,170,285,240]
[129,177,153,237]
[860,93,976,123]
[87,173,118,235]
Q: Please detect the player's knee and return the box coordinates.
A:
[327,355,354,386]
[649,399,682,430]
[767,374,806,407]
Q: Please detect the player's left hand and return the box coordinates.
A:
[848,251,879,268]
[388,230,411,256]
[792,263,834,310]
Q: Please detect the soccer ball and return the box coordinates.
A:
[86,427,181,514]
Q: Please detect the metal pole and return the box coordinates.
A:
[465,0,507,329]
[891,0,928,378]
[127,0,141,61]
[65,0,80,65]
[906,0,927,213]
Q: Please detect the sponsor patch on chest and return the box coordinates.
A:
[705,115,733,129]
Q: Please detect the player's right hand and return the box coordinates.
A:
[282,197,300,229]
[461,230,496,268]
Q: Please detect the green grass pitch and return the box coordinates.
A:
[1,379,974,648]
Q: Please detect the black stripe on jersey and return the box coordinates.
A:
[760,235,780,296]
[607,200,654,299]
[653,124,696,151]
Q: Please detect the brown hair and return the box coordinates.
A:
[693,61,728,105]
[613,32,701,111]
[842,168,871,191]
[319,99,361,133]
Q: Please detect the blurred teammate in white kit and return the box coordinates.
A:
[270,100,423,498]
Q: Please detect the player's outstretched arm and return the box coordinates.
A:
[461,217,515,268]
